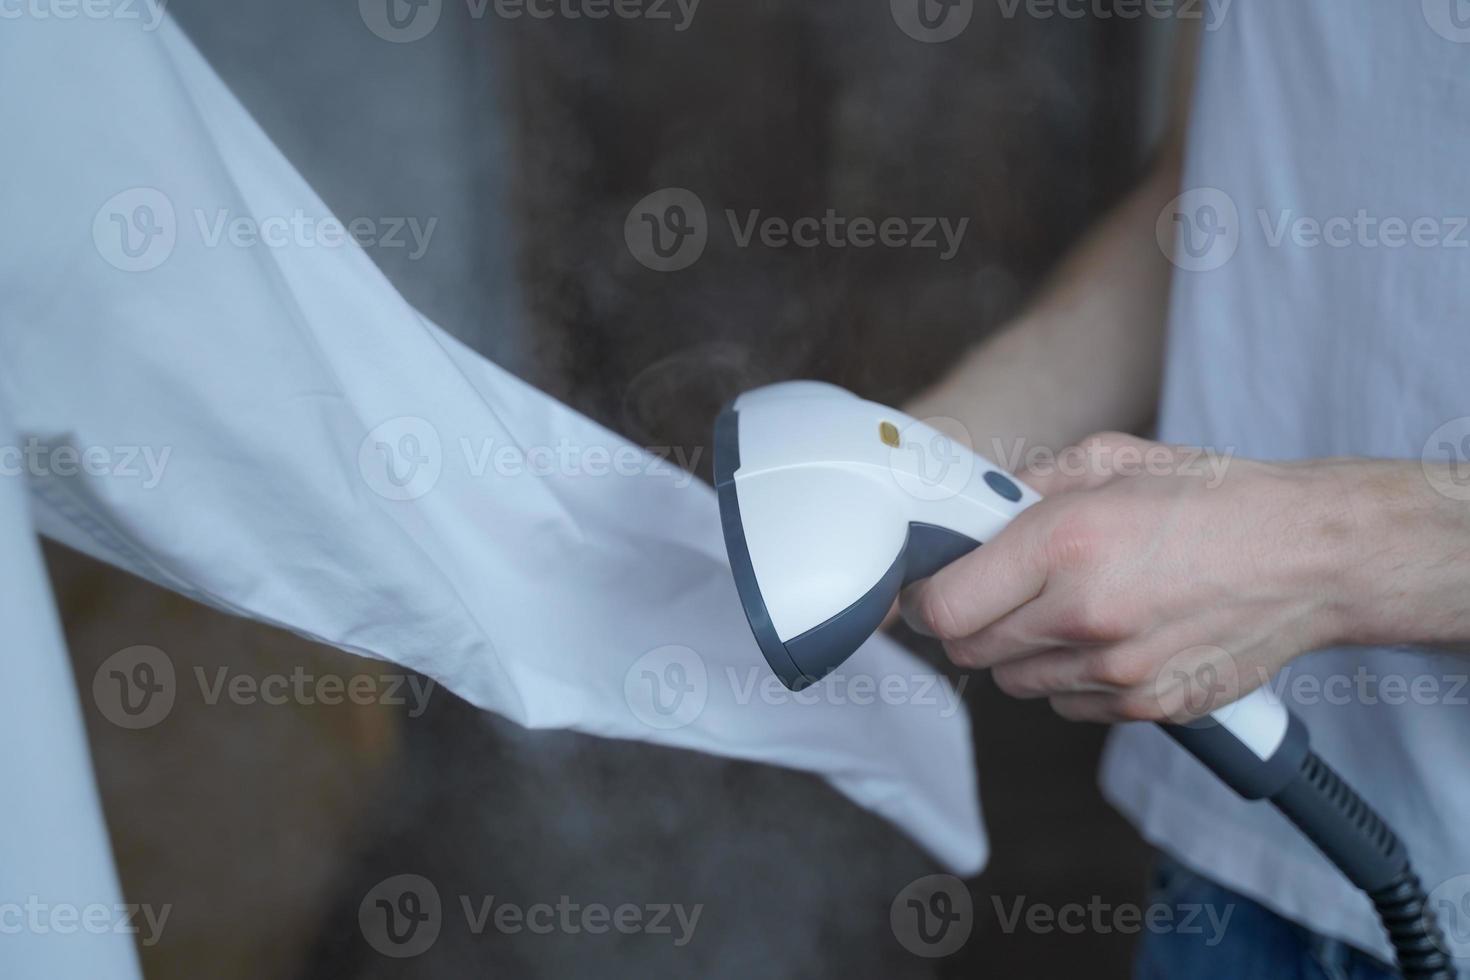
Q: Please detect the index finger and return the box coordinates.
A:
[900,506,1050,640]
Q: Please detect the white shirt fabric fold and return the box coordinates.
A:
[0,11,986,936]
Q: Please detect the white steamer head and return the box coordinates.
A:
[714,381,1039,689]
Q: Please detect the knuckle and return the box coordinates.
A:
[1057,592,1131,644]
[920,587,963,641]
[1087,647,1147,687]
[1045,509,1107,573]
[1071,431,1159,484]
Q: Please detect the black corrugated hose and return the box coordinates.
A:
[1270,752,1455,979]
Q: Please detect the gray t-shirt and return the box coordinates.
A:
[1101,0,1470,964]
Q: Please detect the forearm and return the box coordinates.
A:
[906,145,1184,459]
[1324,460,1470,649]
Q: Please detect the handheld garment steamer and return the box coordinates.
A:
[715,381,1453,980]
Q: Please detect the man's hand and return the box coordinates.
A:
[900,432,1470,724]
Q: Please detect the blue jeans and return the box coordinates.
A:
[1134,855,1397,980]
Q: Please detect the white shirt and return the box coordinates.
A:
[0,14,988,978]
[1102,0,1470,964]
